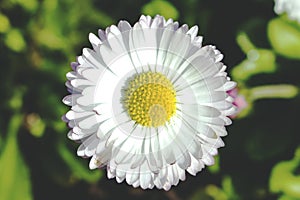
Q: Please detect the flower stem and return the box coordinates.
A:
[249,84,298,101]
[236,32,256,54]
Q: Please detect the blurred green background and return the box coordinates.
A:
[0,0,300,199]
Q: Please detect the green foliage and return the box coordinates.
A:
[4,28,26,52]
[9,87,26,111]
[232,33,277,83]
[231,32,299,119]
[270,147,300,199]
[189,176,239,200]
[0,13,10,33]
[208,155,220,174]
[268,16,300,60]
[221,176,239,199]
[141,0,179,19]
[0,114,32,200]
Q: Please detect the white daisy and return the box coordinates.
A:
[63,15,236,190]
[274,0,300,23]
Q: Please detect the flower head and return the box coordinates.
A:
[63,15,236,190]
[274,0,300,23]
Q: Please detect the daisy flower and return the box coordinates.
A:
[274,0,300,23]
[63,15,236,190]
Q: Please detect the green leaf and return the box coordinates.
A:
[279,194,300,200]
[268,17,300,60]
[0,12,10,33]
[9,87,26,111]
[269,147,300,198]
[188,188,211,200]
[232,33,277,83]
[16,0,38,12]
[222,176,239,199]
[0,135,3,151]
[205,184,228,200]
[4,28,26,52]
[0,114,33,200]
[208,155,220,174]
[141,0,179,20]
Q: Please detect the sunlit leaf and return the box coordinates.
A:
[0,114,33,200]
[9,87,26,111]
[16,0,38,12]
[0,135,3,151]
[279,194,300,200]
[269,147,300,198]
[205,184,227,200]
[189,188,211,200]
[232,33,277,82]
[35,28,66,50]
[4,28,26,52]
[142,0,179,20]
[208,155,220,174]
[0,13,10,33]
[222,176,239,199]
[268,16,300,60]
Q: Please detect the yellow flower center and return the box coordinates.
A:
[123,72,177,127]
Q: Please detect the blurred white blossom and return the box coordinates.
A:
[274,0,300,23]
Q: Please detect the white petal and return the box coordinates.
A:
[140,162,152,189]
[202,149,215,166]
[78,115,99,130]
[76,86,96,106]
[63,94,80,106]
[81,68,102,83]
[89,155,102,169]
[196,91,228,103]
[98,29,107,41]
[186,25,198,40]
[193,36,203,47]
[139,15,151,28]
[118,20,132,32]
[83,135,99,157]
[89,33,102,49]
[116,166,126,183]
[151,15,164,28]
[187,155,205,176]
[126,167,140,185]
[182,104,221,119]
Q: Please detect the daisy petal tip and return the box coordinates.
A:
[61,114,69,122]
[118,20,131,32]
[62,95,73,106]
[67,130,73,138]
[139,14,147,20]
[77,149,85,157]
[107,170,115,179]
[89,157,100,170]
[70,62,79,70]
[163,183,172,191]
